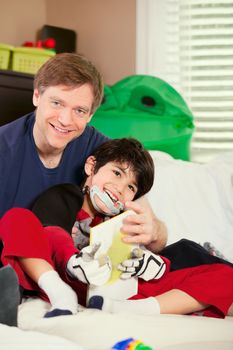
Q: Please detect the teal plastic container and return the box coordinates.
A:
[90,75,194,160]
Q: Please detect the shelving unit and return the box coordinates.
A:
[0,69,34,126]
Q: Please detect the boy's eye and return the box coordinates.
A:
[113,170,121,177]
[128,184,136,193]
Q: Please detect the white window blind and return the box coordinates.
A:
[136,0,233,162]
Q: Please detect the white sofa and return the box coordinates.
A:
[1,151,233,350]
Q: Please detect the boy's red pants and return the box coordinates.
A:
[1,208,233,317]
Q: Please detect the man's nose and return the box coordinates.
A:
[57,108,73,125]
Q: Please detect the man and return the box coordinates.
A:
[0,53,167,252]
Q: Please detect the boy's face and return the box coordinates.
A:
[84,157,138,216]
[32,84,94,153]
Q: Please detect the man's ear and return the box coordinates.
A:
[33,89,40,107]
[84,156,96,176]
[87,113,93,123]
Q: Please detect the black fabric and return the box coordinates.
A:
[0,241,3,267]
[161,239,233,271]
[0,265,20,326]
[32,183,84,235]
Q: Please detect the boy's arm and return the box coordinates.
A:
[121,196,168,253]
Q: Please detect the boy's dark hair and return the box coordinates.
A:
[91,138,154,199]
[34,52,103,113]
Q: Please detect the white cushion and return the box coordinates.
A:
[18,299,233,350]
[0,321,81,350]
[147,151,233,262]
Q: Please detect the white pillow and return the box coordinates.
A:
[18,299,233,350]
[147,151,233,262]
[0,323,81,350]
[17,299,233,350]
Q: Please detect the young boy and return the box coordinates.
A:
[89,238,233,318]
[0,138,160,317]
[1,138,233,319]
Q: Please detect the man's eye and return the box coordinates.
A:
[51,100,61,107]
[75,109,86,116]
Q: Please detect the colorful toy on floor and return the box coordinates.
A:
[112,337,153,350]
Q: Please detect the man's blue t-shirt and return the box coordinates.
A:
[0,112,108,217]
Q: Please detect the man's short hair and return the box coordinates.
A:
[34,52,104,113]
[91,138,154,199]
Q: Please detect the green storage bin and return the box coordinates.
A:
[11,47,55,75]
[0,43,13,70]
[90,75,194,160]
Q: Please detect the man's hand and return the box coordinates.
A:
[118,247,166,281]
[121,197,167,253]
[67,243,112,286]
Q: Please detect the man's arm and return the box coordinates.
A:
[121,196,168,253]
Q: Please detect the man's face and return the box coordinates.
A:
[32,84,94,152]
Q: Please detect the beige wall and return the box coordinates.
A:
[46,0,136,84]
[0,0,46,46]
[0,0,136,84]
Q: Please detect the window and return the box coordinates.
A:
[136,0,233,162]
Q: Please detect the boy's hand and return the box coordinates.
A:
[118,247,166,281]
[68,243,112,286]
